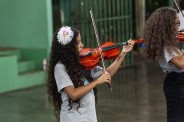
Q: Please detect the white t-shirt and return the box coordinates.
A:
[178,10,184,30]
[54,63,102,122]
[159,47,184,73]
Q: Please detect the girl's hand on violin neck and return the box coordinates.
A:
[95,71,111,85]
[121,39,135,54]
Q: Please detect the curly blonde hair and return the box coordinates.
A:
[143,7,178,61]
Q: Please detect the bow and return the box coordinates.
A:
[174,0,184,18]
[89,9,112,91]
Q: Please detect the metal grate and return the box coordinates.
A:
[60,0,133,66]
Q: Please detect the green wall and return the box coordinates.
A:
[0,0,53,49]
[0,0,53,93]
[0,53,46,93]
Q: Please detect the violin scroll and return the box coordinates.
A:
[134,38,145,48]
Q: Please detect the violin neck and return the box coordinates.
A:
[102,42,128,52]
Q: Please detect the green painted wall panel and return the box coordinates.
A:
[0,49,21,60]
[0,0,52,93]
[0,55,18,92]
[18,71,46,89]
[0,54,46,93]
[20,49,49,70]
[18,60,35,73]
[0,0,53,49]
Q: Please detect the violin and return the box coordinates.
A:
[174,0,184,43]
[177,30,184,42]
[80,39,144,70]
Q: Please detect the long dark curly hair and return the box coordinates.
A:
[47,27,97,119]
[143,7,178,61]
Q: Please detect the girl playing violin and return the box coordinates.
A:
[47,26,134,122]
[143,7,184,122]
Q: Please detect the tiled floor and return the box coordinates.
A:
[0,56,167,122]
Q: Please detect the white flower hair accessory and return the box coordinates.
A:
[57,26,74,45]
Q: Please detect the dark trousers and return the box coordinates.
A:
[164,72,184,122]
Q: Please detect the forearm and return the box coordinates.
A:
[171,54,184,68]
[106,52,126,77]
[64,80,99,100]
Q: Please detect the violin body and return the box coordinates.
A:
[80,48,101,70]
[100,42,121,60]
